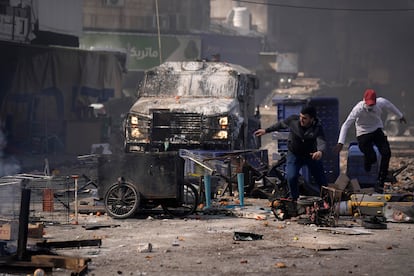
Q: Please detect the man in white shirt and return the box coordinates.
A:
[334,89,406,192]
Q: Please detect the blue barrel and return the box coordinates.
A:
[346,142,381,188]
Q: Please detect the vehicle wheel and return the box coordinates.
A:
[384,120,402,136]
[162,182,198,218]
[104,181,140,219]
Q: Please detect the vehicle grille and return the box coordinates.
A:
[151,111,202,143]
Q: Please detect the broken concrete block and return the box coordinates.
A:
[137,243,153,253]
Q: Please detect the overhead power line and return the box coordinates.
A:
[237,0,414,12]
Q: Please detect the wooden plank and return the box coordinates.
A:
[36,238,102,249]
[32,255,90,273]
[0,260,54,274]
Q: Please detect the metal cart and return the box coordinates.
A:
[98,151,198,219]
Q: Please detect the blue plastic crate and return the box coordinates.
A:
[275,100,306,122]
[273,97,307,156]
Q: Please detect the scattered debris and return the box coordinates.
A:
[137,243,153,253]
[82,224,121,230]
[0,255,90,275]
[275,262,287,268]
[384,202,414,222]
[232,206,271,220]
[361,217,387,229]
[233,231,263,241]
[316,227,373,235]
[291,242,350,251]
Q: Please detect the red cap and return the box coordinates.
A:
[364,89,376,105]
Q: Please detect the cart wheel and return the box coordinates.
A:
[104,181,140,219]
[162,182,198,218]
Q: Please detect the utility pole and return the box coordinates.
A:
[155,0,162,65]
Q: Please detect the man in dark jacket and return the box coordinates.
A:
[254,105,327,200]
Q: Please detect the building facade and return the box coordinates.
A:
[83,0,210,34]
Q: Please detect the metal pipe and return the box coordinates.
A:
[237,173,244,206]
[182,155,215,173]
[72,175,79,224]
[204,174,211,208]
[227,159,233,196]
[155,0,162,64]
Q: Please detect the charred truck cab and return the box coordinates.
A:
[124,61,261,152]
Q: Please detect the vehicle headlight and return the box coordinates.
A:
[219,116,228,129]
[130,116,138,125]
[130,127,141,138]
[213,130,228,139]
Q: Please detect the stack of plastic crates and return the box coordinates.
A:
[271,96,339,184]
[308,97,340,184]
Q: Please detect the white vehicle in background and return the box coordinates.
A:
[384,114,414,137]
[258,52,299,89]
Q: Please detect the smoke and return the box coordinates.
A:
[0,129,21,177]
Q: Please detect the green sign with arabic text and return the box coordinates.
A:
[80,32,201,70]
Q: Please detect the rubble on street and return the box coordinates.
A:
[0,150,413,275]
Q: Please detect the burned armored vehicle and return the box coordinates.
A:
[124,61,261,152]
